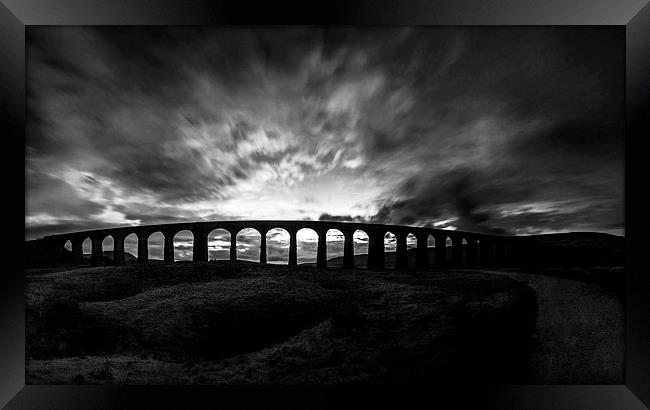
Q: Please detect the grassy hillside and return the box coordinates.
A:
[26,261,537,385]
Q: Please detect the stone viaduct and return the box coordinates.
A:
[40,220,523,270]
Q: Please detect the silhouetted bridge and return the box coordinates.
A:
[31,220,535,270]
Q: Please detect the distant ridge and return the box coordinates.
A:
[527,232,623,247]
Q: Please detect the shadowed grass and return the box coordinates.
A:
[26,262,538,384]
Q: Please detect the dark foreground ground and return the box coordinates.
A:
[26,262,541,385]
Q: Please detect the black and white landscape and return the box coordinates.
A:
[24,26,625,385]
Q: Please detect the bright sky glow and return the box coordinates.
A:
[27,27,625,262]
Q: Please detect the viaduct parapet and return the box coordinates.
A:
[37,220,527,270]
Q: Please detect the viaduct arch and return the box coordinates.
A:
[38,220,520,270]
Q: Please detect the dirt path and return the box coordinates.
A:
[485,270,624,384]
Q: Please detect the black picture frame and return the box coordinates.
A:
[2,0,648,408]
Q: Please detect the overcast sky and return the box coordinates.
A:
[25,27,624,261]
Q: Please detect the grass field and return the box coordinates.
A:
[26,261,539,385]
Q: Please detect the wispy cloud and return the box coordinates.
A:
[26,27,624,242]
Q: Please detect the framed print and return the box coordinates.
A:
[2,0,649,408]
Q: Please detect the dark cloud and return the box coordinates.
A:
[267,229,289,239]
[174,244,193,251]
[373,160,622,235]
[26,27,624,240]
[508,119,623,164]
[318,213,367,223]
[235,231,261,244]
[26,171,105,219]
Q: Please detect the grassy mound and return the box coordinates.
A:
[26,262,537,384]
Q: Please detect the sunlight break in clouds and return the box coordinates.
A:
[26,27,625,255]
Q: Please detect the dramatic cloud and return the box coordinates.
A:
[26,27,625,261]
